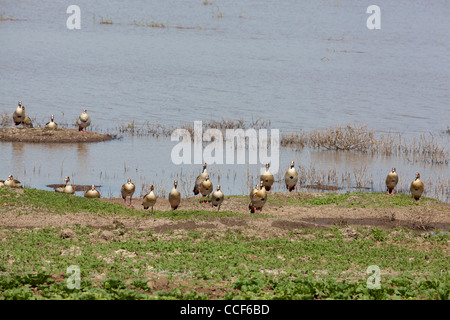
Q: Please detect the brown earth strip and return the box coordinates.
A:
[0,127,115,143]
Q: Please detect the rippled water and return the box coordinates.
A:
[1,1,449,201]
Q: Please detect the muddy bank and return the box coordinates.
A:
[0,127,115,143]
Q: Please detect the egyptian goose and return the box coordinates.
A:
[193,162,208,196]
[85,185,101,198]
[385,168,398,195]
[77,109,91,132]
[13,101,25,126]
[121,178,135,207]
[285,161,298,192]
[55,176,75,194]
[249,181,267,213]
[199,174,213,203]
[142,184,157,215]
[2,175,22,188]
[169,180,181,210]
[410,172,424,203]
[248,182,259,210]
[211,185,224,211]
[45,114,58,130]
[260,163,274,191]
[22,114,33,128]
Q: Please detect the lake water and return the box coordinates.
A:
[1,1,449,202]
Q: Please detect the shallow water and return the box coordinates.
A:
[0,1,449,201]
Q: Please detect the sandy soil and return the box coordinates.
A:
[0,127,114,143]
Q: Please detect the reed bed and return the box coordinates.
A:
[131,20,207,30]
[0,111,10,127]
[99,16,113,25]
[115,118,271,141]
[281,124,449,166]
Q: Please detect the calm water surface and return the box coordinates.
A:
[0,1,449,200]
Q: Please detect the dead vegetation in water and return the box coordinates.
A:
[0,14,20,22]
[131,19,207,30]
[281,124,449,165]
[116,118,271,140]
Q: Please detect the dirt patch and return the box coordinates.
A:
[271,219,326,230]
[153,220,217,232]
[0,127,115,143]
[1,188,449,236]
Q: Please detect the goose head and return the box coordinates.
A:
[391,168,396,173]
[415,172,420,180]
[174,180,178,188]
[216,185,221,191]
[290,161,295,169]
[18,101,22,107]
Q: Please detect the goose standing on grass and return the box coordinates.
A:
[193,162,208,196]
[260,163,274,191]
[385,168,398,195]
[45,114,58,129]
[248,182,259,207]
[410,172,424,204]
[211,185,224,211]
[1,175,22,188]
[121,178,135,207]
[285,161,298,192]
[85,185,100,198]
[55,176,75,194]
[199,174,213,203]
[142,184,157,215]
[249,181,267,214]
[13,101,25,126]
[169,180,181,210]
[77,109,91,132]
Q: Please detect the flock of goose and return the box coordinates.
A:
[3,102,426,216]
[13,100,91,132]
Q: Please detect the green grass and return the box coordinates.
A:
[267,191,438,208]
[0,187,247,220]
[0,187,138,215]
[0,186,448,300]
[0,224,448,300]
